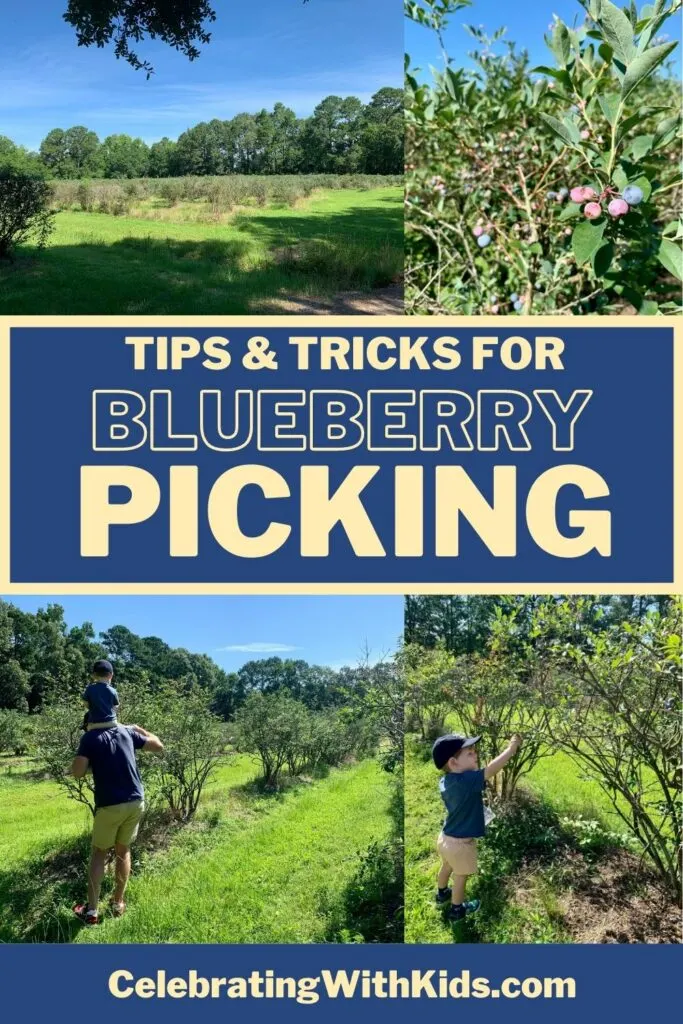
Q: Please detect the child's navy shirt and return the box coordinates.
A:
[439,769,486,838]
[83,682,119,723]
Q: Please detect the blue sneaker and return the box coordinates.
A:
[448,899,481,922]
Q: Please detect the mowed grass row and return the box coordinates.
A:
[404,742,628,945]
[0,187,403,314]
[0,755,394,944]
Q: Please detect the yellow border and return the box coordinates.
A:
[0,314,680,594]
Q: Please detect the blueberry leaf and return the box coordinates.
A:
[539,113,580,148]
[598,1,637,64]
[621,42,678,100]
[592,241,614,277]
[573,219,608,265]
[657,239,683,281]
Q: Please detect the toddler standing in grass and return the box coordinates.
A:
[432,732,522,922]
[82,659,119,731]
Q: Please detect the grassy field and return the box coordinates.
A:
[0,753,398,943]
[0,186,402,314]
[405,739,681,946]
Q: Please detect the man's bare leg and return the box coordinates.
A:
[87,847,108,912]
[113,843,131,904]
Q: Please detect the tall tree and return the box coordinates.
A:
[63,0,217,74]
[101,134,150,178]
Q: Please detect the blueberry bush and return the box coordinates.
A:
[405,0,682,314]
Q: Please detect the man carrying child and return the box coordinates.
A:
[71,659,164,925]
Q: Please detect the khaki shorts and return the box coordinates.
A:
[437,832,478,876]
[92,800,144,850]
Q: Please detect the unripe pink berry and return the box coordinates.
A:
[584,202,602,219]
[580,129,590,139]
[570,186,598,203]
[491,304,499,314]
[473,226,484,237]
[608,198,629,217]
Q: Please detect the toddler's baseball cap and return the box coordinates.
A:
[432,733,480,769]
[92,659,114,675]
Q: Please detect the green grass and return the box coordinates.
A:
[0,757,90,868]
[0,754,395,943]
[0,187,402,314]
[526,750,626,829]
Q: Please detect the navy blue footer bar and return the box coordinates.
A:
[0,943,679,1021]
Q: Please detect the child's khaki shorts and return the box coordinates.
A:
[92,800,144,849]
[437,832,478,875]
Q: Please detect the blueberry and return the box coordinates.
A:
[622,185,644,206]
[514,300,524,311]
[558,187,569,198]
[510,292,519,302]
[477,234,491,248]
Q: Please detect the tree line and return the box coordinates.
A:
[0,600,393,729]
[0,88,403,181]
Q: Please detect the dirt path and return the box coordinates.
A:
[253,283,404,315]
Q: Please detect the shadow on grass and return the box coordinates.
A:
[0,807,180,943]
[0,203,403,315]
[231,762,336,805]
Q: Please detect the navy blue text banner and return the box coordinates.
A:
[0,943,680,1021]
[6,323,677,586]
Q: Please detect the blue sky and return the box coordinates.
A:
[1,595,403,672]
[1,0,403,151]
[406,0,682,76]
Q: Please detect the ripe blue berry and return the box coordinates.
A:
[510,292,519,302]
[622,185,644,206]
[558,187,569,198]
[514,300,524,311]
[477,234,491,248]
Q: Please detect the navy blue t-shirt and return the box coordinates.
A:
[77,726,146,808]
[439,768,486,838]
[83,681,119,723]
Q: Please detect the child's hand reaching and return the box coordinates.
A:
[509,734,522,753]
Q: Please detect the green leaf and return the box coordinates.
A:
[621,41,678,100]
[613,166,628,190]
[598,42,614,64]
[552,21,572,66]
[598,93,620,125]
[560,202,583,221]
[662,220,679,237]
[657,238,683,281]
[539,113,579,147]
[638,299,659,315]
[598,1,637,64]
[573,219,608,265]
[562,117,581,144]
[592,241,614,277]
[627,135,654,161]
[652,116,681,150]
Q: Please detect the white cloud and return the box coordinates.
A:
[215,642,300,654]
